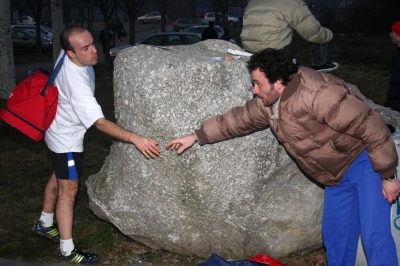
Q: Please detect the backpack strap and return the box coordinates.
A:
[47,52,67,86]
[40,52,66,96]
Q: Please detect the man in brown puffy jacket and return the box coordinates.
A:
[166,49,400,266]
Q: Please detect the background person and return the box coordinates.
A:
[385,21,400,112]
[109,19,116,47]
[31,25,160,264]
[99,27,115,55]
[220,27,236,44]
[166,48,400,266]
[201,21,219,41]
[98,28,106,55]
[115,19,126,42]
[241,0,338,72]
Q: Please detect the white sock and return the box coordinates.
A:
[60,238,75,255]
[39,211,54,227]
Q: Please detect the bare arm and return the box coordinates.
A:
[94,118,160,159]
[165,133,198,154]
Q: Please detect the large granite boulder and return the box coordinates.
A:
[86,40,400,259]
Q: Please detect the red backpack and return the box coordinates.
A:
[0,53,65,141]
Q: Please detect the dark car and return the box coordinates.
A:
[11,24,52,38]
[11,28,52,54]
[109,32,201,58]
[173,18,209,32]
[139,32,201,45]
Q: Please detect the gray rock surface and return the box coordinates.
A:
[86,40,400,259]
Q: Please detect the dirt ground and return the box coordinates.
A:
[1,23,397,266]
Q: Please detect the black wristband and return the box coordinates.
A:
[386,173,398,182]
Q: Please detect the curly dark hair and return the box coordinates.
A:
[60,25,87,52]
[247,48,299,85]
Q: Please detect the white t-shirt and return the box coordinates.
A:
[45,50,105,153]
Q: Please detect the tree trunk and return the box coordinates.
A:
[51,0,64,62]
[129,17,136,45]
[0,0,15,99]
[34,0,43,54]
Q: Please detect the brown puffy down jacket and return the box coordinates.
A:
[195,67,397,186]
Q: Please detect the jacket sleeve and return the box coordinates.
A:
[195,98,271,145]
[311,80,398,179]
[287,1,333,44]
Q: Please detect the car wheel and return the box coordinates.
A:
[139,20,144,24]
[229,21,235,27]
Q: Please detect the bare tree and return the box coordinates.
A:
[119,0,147,44]
[10,0,31,23]
[155,0,174,32]
[60,0,92,29]
[51,0,63,62]
[62,0,77,26]
[88,0,118,63]
[24,0,50,54]
[86,3,94,30]
[76,1,86,27]
[0,0,15,99]
[185,0,200,17]
[332,0,343,7]
[211,0,231,27]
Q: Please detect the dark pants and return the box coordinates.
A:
[284,31,328,67]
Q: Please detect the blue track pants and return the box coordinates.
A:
[322,150,398,266]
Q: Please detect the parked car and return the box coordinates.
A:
[173,18,209,32]
[195,12,207,19]
[109,32,201,58]
[11,24,53,38]
[11,28,52,54]
[11,16,35,24]
[137,12,167,24]
[204,12,241,26]
[183,25,224,38]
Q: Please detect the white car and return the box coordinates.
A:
[137,12,168,24]
[183,25,224,38]
[204,12,241,26]
[17,15,35,24]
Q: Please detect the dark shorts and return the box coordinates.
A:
[53,152,83,180]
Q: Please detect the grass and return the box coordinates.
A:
[0,22,396,265]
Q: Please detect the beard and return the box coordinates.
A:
[259,85,280,107]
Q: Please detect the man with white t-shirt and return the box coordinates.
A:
[30,25,161,264]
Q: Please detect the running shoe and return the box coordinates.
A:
[31,220,60,243]
[312,61,339,72]
[58,247,99,264]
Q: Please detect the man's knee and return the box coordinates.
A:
[58,180,79,198]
